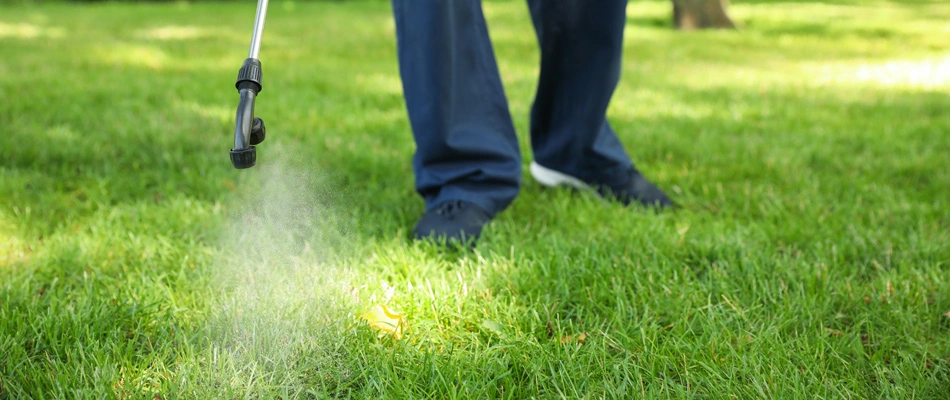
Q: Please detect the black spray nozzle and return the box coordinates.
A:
[230,58,265,169]
[230,146,257,169]
[236,58,263,93]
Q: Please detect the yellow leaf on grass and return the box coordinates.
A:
[360,305,408,340]
[560,332,588,345]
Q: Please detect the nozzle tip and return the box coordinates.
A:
[230,146,257,169]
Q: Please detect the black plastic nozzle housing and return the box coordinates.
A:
[230,146,257,169]
[230,58,265,169]
[250,117,266,145]
[236,58,263,93]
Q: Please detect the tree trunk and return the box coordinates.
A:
[672,0,735,30]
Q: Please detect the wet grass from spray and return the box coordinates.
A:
[2,0,950,398]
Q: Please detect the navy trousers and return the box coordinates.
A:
[392,0,634,217]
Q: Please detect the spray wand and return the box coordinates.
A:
[230,0,269,169]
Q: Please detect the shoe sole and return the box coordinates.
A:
[530,161,597,191]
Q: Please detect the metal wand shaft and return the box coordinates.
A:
[248,0,269,59]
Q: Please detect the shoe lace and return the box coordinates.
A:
[435,200,465,220]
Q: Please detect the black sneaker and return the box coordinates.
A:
[529,161,673,209]
[413,200,493,245]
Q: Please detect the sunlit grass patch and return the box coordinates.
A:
[811,55,950,88]
[0,21,65,39]
[137,25,211,41]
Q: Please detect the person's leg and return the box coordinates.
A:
[392,0,521,219]
[526,0,671,208]
[526,0,631,186]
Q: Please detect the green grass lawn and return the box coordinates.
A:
[2,0,950,398]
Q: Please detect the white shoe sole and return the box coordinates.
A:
[529,161,593,191]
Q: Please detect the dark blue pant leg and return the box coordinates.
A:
[391,0,522,217]
[527,0,634,187]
